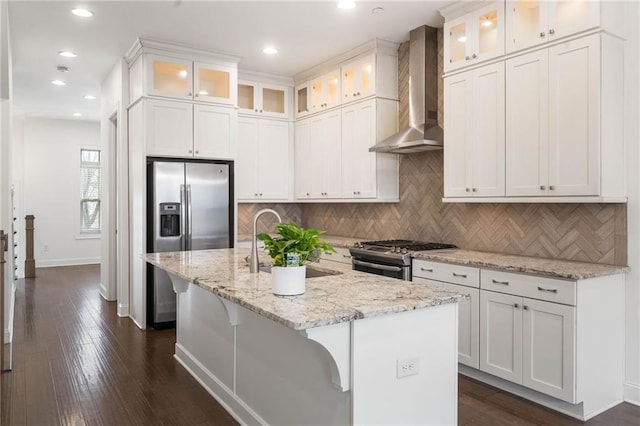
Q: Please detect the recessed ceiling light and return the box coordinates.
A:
[337,1,356,10]
[73,112,82,117]
[58,51,77,58]
[263,46,278,55]
[84,95,97,100]
[371,7,384,14]
[71,8,93,18]
[51,80,67,86]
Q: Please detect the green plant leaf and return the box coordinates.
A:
[257,221,336,266]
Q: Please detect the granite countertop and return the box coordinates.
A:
[413,249,629,280]
[144,248,467,331]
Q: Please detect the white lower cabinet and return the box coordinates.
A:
[317,247,353,271]
[237,117,291,201]
[480,289,576,402]
[413,259,480,368]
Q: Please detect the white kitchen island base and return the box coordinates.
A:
[171,275,459,425]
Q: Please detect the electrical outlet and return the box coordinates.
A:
[396,357,420,379]
[44,244,49,253]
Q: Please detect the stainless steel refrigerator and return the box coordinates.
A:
[147,158,233,328]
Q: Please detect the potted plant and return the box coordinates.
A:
[257,222,336,296]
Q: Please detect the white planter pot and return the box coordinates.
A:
[271,265,306,296]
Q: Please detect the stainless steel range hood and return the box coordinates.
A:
[370,25,443,154]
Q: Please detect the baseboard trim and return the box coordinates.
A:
[174,343,266,426]
[624,381,640,406]
[129,315,145,330]
[117,304,129,317]
[37,258,100,268]
[99,283,108,300]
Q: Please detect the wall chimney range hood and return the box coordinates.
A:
[370,25,443,154]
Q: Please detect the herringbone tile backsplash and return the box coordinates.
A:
[241,30,628,265]
[237,204,302,240]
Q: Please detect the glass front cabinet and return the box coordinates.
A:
[506,0,601,53]
[444,2,505,73]
[145,54,237,105]
[341,54,375,102]
[238,81,290,119]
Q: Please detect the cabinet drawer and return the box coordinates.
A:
[481,270,576,306]
[413,259,480,288]
[321,247,353,265]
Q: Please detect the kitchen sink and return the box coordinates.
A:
[258,265,342,279]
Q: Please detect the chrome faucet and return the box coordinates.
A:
[250,208,282,273]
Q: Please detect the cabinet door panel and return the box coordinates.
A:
[308,116,327,198]
[472,63,505,196]
[522,298,576,403]
[480,291,523,384]
[258,120,289,200]
[548,35,600,196]
[146,54,193,100]
[323,111,343,198]
[506,50,548,196]
[341,100,376,198]
[146,99,193,157]
[505,0,550,53]
[548,0,600,41]
[444,72,472,197]
[236,117,259,199]
[193,105,236,159]
[294,120,312,199]
[237,81,258,114]
[473,2,505,64]
[260,84,289,119]
[194,62,236,105]
[444,16,472,72]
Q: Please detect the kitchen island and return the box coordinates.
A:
[145,248,467,425]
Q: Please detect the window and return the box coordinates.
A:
[80,149,101,234]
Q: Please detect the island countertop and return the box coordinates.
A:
[144,248,467,331]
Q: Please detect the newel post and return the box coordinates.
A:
[25,215,35,278]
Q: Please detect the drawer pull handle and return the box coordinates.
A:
[342,254,352,259]
[523,305,529,310]
[492,279,509,285]
[420,267,434,272]
[452,273,467,278]
[514,303,520,309]
[537,286,558,293]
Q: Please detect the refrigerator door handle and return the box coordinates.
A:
[187,184,193,250]
[180,184,187,251]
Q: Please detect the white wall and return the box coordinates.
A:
[22,118,101,267]
[100,58,129,311]
[0,0,15,344]
[624,1,640,406]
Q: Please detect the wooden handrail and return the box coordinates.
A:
[25,215,35,278]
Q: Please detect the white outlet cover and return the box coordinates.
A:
[396,357,420,379]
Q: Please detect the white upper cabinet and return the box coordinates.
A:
[506,35,602,197]
[444,2,505,73]
[144,54,237,105]
[341,54,376,102]
[505,0,622,54]
[444,62,505,198]
[193,61,237,105]
[238,80,290,119]
[145,98,236,160]
[309,69,342,114]
[237,117,291,201]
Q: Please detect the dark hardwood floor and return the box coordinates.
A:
[1,265,638,425]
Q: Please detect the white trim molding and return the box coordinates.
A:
[624,382,640,406]
[37,257,100,268]
[3,283,15,344]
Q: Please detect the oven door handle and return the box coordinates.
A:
[353,259,403,273]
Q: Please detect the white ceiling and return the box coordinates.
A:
[9,0,449,121]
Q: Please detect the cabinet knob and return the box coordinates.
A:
[195,93,199,97]
[514,303,520,309]
[259,193,263,196]
[352,93,357,97]
[465,56,470,61]
[356,92,360,96]
[540,185,546,190]
[465,188,470,192]
[549,185,555,190]
[539,31,546,38]
[254,193,258,196]
[472,188,477,192]
[357,191,361,195]
[306,192,310,196]
[195,150,199,154]
[259,109,263,113]
[188,149,193,153]
[345,94,348,97]
[255,109,258,112]
[472,53,477,59]
[523,305,529,310]
[353,191,357,195]
[549,28,555,35]
[188,92,192,96]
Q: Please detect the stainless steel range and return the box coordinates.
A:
[350,240,457,281]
